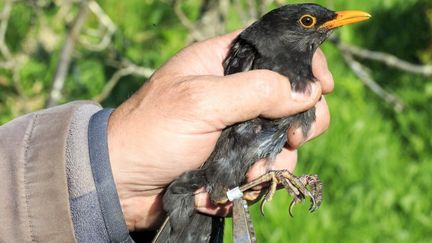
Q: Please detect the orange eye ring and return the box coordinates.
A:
[299,15,317,28]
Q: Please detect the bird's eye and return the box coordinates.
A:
[299,15,317,28]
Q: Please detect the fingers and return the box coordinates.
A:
[205,70,322,127]
[156,30,243,77]
[286,96,330,148]
[198,32,333,90]
[282,49,332,148]
[203,29,244,62]
[187,29,244,71]
[306,96,331,141]
[246,149,298,181]
[195,188,232,216]
[194,148,298,216]
[312,48,334,94]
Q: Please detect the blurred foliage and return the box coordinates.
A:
[1,0,432,242]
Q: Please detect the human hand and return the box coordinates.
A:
[107,30,334,231]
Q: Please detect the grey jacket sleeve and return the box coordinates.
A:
[0,101,132,243]
[0,101,91,242]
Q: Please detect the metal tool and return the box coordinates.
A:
[153,191,257,243]
[232,198,257,243]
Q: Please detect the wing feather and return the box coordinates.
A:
[223,37,258,75]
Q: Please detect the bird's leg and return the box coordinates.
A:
[233,169,322,216]
[258,172,278,215]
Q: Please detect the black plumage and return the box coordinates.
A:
[160,3,369,243]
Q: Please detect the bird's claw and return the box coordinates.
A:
[302,174,322,213]
[284,175,322,216]
[279,171,323,216]
[237,170,323,216]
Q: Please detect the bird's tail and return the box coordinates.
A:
[156,170,224,243]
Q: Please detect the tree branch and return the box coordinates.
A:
[246,0,257,21]
[331,37,432,76]
[174,0,229,42]
[79,0,117,51]
[234,1,250,25]
[93,61,154,103]
[340,50,405,112]
[0,0,29,108]
[46,1,88,107]
[173,0,204,41]
[258,0,274,17]
[0,0,13,59]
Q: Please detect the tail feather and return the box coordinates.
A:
[160,170,224,242]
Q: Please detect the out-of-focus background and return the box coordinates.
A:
[1,0,431,242]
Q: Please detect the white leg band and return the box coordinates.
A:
[226,187,243,201]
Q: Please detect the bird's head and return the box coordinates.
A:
[241,3,371,55]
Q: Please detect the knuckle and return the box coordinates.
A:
[170,77,207,114]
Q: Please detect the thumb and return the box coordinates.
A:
[205,69,322,126]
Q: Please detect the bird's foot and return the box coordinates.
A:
[237,170,322,216]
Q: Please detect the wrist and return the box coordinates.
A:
[87,109,132,241]
[107,105,166,231]
[118,193,166,231]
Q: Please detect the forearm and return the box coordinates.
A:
[0,102,134,243]
[0,102,90,242]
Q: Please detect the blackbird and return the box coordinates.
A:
[160,3,370,243]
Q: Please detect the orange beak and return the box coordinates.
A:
[320,10,371,29]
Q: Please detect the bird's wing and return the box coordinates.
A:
[154,36,258,243]
[223,37,258,75]
[152,217,171,243]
